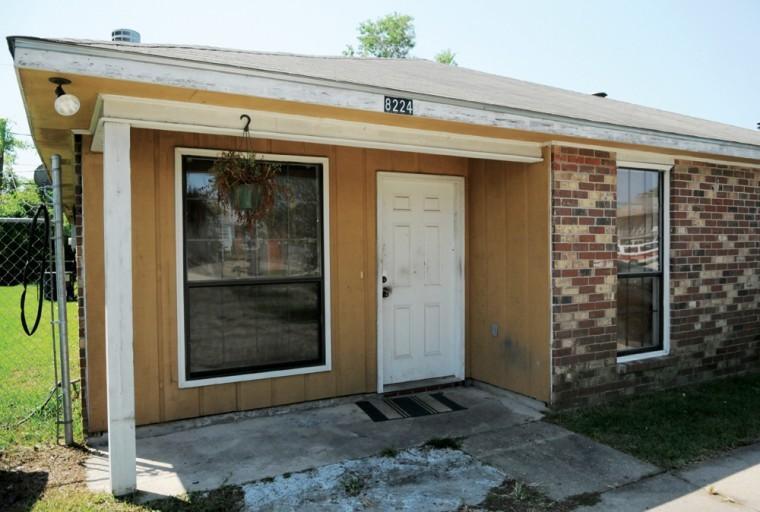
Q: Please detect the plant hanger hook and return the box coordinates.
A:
[240,114,252,133]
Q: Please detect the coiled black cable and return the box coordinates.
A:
[19,204,50,336]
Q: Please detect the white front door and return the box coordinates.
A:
[378,173,464,388]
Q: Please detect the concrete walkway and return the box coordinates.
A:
[579,442,760,511]
[85,385,760,510]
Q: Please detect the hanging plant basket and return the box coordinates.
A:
[233,183,260,211]
[210,115,284,230]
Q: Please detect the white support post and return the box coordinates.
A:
[102,121,136,495]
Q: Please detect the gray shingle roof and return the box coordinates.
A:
[17,38,760,148]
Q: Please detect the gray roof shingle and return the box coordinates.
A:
[17,38,760,148]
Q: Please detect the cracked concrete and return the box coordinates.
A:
[85,385,760,510]
[462,421,658,500]
[86,386,544,497]
[242,447,504,511]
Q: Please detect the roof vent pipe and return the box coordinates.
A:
[592,92,608,98]
[111,28,140,43]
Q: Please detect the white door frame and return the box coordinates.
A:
[376,172,466,393]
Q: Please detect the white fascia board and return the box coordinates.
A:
[90,95,543,162]
[548,140,760,170]
[617,160,673,171]
[12,38,760,161]
[547,140,677,167]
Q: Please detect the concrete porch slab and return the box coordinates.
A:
[86,386,541,498]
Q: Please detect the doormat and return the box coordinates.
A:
[356,392,466,422]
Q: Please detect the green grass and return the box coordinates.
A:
[548,372,760,468]
[467,478,600,512]
[19,486,245,512]
[0,285,82,449]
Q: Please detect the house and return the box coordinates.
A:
[7,35,760,495]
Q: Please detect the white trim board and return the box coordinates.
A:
[617,160,673,172]
[12,38,760,161]
[375,172,466,393]
[89,95,543,163]
[546,141,676,166]
[174,148,332,388]
[547,140,760,170]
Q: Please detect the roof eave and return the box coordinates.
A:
[7,36,17,58]
[9,36,760,162]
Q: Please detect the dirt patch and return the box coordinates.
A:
[1,443,89,511]
[460,479,601,512]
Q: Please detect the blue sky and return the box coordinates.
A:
[2,0,758,176]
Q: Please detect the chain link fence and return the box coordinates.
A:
[0,180,80,447]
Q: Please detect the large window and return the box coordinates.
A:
[616,167,664,356]
[180,153,327,382]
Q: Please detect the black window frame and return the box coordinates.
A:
[181,154,327,382]
[616,167,665,357]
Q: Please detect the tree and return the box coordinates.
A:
[434,49,458,66]
[0,177,44,286]
[0,119,29,191]
[344,13,459,66]
[344,12,416,58]
[0,178,40,217]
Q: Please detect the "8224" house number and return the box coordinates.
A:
[384,96,413,115]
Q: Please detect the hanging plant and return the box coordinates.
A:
[211,114,284,230]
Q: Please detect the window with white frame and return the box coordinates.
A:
[180,153,327,382]
[616,167,664,356]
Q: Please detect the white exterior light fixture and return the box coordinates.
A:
[49,77,80,116]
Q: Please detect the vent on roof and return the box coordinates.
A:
[592,92,608,98]
[111,28,140,43]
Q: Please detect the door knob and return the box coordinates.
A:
[382,286,392,298]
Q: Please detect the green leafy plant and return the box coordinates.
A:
[344,12,415,58]
[1,118,30,190]
[341,473,366,497]
[343,13,458,66]
[210,117,285,231]
[434,49,458,66]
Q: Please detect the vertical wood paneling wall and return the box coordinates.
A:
[86,128,531,431]
[467,153,552,400]
[83,129,552,431]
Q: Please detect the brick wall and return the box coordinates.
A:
[550,146,619,405]
[669,160,760,379]
[73,135,88,434]
[551,146,760,407]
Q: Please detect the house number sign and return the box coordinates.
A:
[384,96,413,115]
